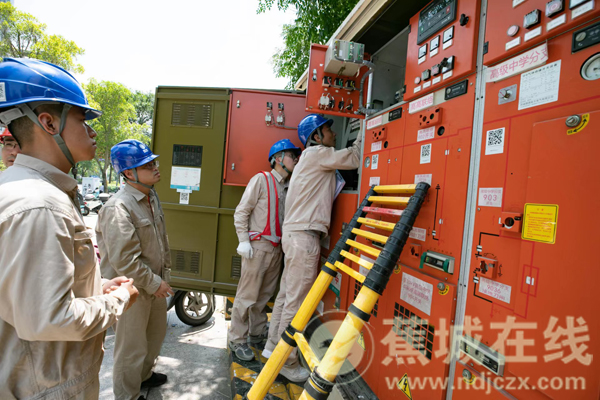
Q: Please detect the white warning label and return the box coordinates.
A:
[400,273,433,316]
[478,277,511,304]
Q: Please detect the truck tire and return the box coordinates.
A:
[174,291,215,327]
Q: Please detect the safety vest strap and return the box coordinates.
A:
[248,171,281,246]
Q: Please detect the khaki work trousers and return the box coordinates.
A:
[230,246,283,343]
[113,290,167,400]
[265,231,320,366]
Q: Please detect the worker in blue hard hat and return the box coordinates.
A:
[230,138,301,364]
[96,139,173,400]
[0,58,138,400]
[263,114,362,382]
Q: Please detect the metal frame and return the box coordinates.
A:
[445,0,489,397]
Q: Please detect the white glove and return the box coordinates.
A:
[237,241,253,259]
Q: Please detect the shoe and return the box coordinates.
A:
[141,372,167,388]
[261,348,273,359]
[280,364,310,383]
[230,341,255,361]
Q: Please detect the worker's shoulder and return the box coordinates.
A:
[101,189,133,209]
[0,175,74,222]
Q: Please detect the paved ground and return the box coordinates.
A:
[85,213,232,400]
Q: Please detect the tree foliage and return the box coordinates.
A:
[0,3,84,73]
[257,0,359,88]
[84,80,149,190]
[130,91,155,140]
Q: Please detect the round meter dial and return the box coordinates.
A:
[507,25,520,37]
[364,156,371,168]
[581,53,600,81]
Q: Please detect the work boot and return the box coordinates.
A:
[230,341,255,361]
[280,364,310,383]
[141,372,167,388]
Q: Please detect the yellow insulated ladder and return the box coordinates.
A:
[245,182,430,400]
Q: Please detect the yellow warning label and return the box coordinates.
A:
[463,374,476,385]
[567,113,590,135]
[438,284,449,295]
[522,204,559,244]
[397,373,412,399]
[357,332,366,350]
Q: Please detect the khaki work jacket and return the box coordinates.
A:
[234,169,288,253]
[96,184,171,295]
[283,135,362,236]
[0,154,131,399]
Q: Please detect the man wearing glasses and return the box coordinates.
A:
[0,129,20,169]
[96,139,173,400]
[229,139,301,363]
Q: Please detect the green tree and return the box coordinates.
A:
[257,0,359,88]
[84,80,148,191]
[0,3,84,73]
[130,90,155,140]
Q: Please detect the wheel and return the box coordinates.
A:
[174,291,215,326]
[81,206,90,216]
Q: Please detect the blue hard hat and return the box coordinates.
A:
[111,139,158,175]
[0,58,101,122]
[268,138,301,161]
[297,114,333,147]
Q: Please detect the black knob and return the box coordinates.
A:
[460,14,469,26]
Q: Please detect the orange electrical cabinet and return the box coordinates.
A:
[403,0,480,101]
[484,0,600,66]
[305,44,370,119]
[460,21,600,399]
[223,89,308,185]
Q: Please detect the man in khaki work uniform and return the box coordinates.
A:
[0,58,139,399]
[96,139,174,400]
[230,138,301,362]
[263,114,362,382]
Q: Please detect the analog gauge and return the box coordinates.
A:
[581,53,600,81]
[507,25,520,37]
[364,157,371,168]
[414,76,421,85]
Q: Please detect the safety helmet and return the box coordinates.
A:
[297,114,333,147]
[268,138,301,162]
[111,139,158,175]
[0,58,101,123]
[0,128,12,143]
[0,58,101,172]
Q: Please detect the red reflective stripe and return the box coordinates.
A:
[249,171,281,246]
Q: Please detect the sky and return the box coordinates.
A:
[14,0,296,93]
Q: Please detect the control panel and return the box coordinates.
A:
[484,0,600,66]
[305,43,370,119]
[404,0,480,101]
[460,335,506,376]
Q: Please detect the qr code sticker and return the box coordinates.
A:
[485,127,505,155]
[420,143,431,164]
[421,144,431,157]
[0,82,6,102]
[179,192,189,204]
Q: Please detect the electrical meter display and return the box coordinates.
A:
[523,9,541,29]
[173,145,203,167]
[417,0,458,45]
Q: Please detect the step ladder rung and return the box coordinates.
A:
[363,206,404,217]
[368,196,410,206]
[334,261,365,283]
[351,228,388,244]
[294,332,319,372]
[346,239,381,258]
[373,184,417,194]
[340,250,373,270]
[357,217,395,231]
